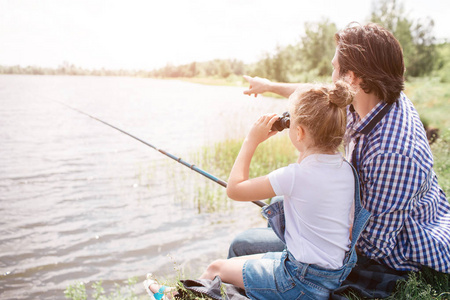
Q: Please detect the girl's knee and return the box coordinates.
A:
[201,258,245,288]
[208,259,227,272]
[204,259,226,277]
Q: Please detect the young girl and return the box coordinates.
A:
[144,81,370,299]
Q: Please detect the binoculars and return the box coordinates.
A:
[271,112,290,131]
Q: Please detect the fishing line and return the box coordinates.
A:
[54,99,267,208]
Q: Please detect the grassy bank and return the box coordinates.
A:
[175,74,247,87]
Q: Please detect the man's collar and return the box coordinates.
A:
[351,101,394,136]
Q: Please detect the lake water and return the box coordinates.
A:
[0,75,288,299]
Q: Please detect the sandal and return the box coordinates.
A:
[143,273,168,300]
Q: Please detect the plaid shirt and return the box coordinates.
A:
[345,92,450,273]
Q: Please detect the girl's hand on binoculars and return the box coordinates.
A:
[246,113,279,145]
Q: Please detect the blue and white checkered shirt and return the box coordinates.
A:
[346,92,450,273]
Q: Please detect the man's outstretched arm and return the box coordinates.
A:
[243,75,313,98]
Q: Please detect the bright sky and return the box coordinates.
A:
[1,0,449,70]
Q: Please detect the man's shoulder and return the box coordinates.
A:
[364,93,433,171]
[372,93,425,146]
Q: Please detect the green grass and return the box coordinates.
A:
[175,74,248,87]
[405,78,450,196]
[405,77,450,132]
[193,133,297,180]
[64,277,139,300]
[387,268,450,300]
[431,132,450,196]
[64,277,214,300]
[187,133,298,212]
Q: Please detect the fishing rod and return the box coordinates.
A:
[56,100,267,208]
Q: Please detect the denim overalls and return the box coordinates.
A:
[242,161,371,300]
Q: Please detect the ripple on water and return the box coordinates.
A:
[0,75,284,299]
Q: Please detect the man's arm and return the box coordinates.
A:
[243,75,313,98]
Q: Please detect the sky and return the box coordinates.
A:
[1,0,449,70]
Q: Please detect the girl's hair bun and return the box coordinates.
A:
[328,80,355,108]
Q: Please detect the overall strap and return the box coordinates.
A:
[346,160,371,251]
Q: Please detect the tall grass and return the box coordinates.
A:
[405,77,450,132]
[405,78,450,196]
[188,133,298,212]
[194,132,297,180]
[431,133,450,196]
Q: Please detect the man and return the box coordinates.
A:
[230,23,450,281]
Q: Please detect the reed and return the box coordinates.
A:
[186,133,298,212]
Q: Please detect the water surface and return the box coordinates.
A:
[0,75,288,299]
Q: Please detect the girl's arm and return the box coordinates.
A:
[226,114,279,202]
[243,75,314,99]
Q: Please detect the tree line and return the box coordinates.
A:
[1,0,449,82]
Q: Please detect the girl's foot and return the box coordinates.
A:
[143,273,176,300]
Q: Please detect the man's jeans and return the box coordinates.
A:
[228,227,285,258]
[228,196,284,258]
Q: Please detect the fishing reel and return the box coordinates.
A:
[271,112,290,131]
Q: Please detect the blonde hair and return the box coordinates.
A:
[289,80,355,152]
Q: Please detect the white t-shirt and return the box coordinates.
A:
[268,153,354,269]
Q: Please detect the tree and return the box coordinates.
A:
[370,0,438,77]
[218,60,232,78]
[299,19,337,76]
